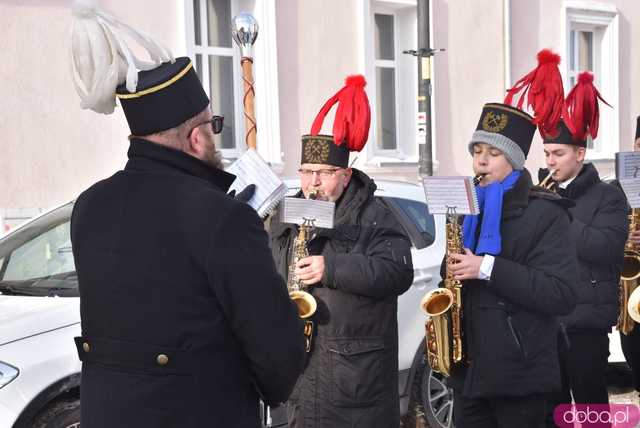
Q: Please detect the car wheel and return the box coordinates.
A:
[403,355,455,428]
[33,398,80,428]
[421,364,455,428]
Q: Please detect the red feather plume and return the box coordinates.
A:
[504,49,566,137]
[310,74,371,152]
[564,71,610,142]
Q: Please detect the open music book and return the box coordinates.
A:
[615,151,640,208]
[422,176,480,215]
[227,149,288,218]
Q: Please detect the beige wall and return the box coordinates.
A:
[0,0,185,209]
[276,0,361,178]
[432,0,506,177]
[2,0,640,212]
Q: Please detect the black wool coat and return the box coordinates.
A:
[446,169,578,398]
[270,169,414,428]
[539,163,628,331]
[71,139,305,428]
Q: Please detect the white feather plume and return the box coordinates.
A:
[70,0,174,114]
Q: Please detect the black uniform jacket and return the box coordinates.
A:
[540,163,628,331]
[446,169,578,398]
[71,139,305,428]
[270,169,414,428]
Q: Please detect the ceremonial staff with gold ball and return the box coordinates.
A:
[232,12,259,150]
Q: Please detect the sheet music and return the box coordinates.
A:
[282,197,335,229]
[227,149,288,217]
[620,179,640,209]
[615,151,640,180]
[422,176,479,215]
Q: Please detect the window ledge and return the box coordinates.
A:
[564,0,618,14]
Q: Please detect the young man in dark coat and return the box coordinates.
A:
[620,115,640,398]
[69,10,305,427]
[269,76,414,428]
[441,50,578,427]
[443,102,578,426]
[541,74,628,416]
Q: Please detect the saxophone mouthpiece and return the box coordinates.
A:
[473,174,486,186]
[308,189,318,200]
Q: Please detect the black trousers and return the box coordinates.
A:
[453,393,547,428]
[545,329,610,427]
[620,326,640,391]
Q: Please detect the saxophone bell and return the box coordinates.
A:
[420,288,454,316]
[627,285,640,323]
[290,289,318,319]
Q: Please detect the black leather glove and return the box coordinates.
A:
[228,184,256,203]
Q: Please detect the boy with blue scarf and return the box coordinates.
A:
[443,101,578,428]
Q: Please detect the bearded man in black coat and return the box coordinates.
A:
[443,102,578,428]
[269,76,413,428]
[541,75,628,419]
[70,52,305,428]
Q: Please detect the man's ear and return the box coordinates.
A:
[186,126,204,157]
[576,146,587,162]
[343,168,353,185]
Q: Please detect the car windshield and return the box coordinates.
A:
[0,203,77,297]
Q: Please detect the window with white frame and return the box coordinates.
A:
[367,2,418,163]
[563,3,619,159]
[374,13,398,151]
[187,0,242,158]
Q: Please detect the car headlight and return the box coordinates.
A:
[0,362,19,389]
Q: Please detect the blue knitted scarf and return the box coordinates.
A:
[462,170,521,255]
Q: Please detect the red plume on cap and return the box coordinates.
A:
[504,49,565,137]
[564,71,610,142]
[310,74,371,152]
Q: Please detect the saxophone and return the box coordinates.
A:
[538,169,558,192]
[420,174,483,376]
[287,189,318,351]
[618,208,640,334]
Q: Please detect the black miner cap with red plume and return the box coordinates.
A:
[504,49,566,138]
[543,71,610,147]
[301,75,371,168]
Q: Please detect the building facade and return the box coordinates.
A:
[1,0,639,228]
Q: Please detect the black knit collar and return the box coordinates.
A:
[125,138,236,192]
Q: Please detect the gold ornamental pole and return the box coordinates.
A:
[232,12,259,150]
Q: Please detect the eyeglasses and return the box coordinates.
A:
[188,115,224,138]
[298,168,341,178]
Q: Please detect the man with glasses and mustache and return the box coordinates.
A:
[269,75,413,428]
[69,17,305,426]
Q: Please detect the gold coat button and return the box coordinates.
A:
[82,342,91,353]
[156,354,169,366]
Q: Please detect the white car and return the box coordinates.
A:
[0,180,628,428]
[0,203,81,428]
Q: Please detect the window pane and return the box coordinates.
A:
[578,31,593,71]
[374,14,395,60]
[209,55,235,149]
[569,30,576,70]
[2,221,75,281]
[207,0,232,48]
[195,54,203,82]
[376,67,397,150]
[193,0,202,45]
